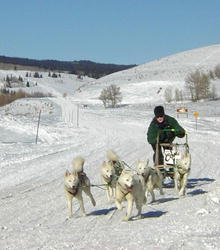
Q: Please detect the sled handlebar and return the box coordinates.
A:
[161,128,175,132]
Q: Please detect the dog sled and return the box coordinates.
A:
[155,129,189,179]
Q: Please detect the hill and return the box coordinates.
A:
[72,44,220,104]
[96,44,220,83]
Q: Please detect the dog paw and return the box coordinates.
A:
[122,216,129,222]
[116,205,123,210]
[179,191,185,197]
[66,215,73,220]
[132,215,142,220]
[81,212,87,217]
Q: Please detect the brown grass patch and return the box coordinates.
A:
[0,89,53,107]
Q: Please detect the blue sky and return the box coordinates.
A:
[0,0,219,65]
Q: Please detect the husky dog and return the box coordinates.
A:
[64,157,96,218]
[101,161,117,203]
[115,170,146,221]
[136,159,164,203]
[174,154,191,196]
[106,150,125,177]
[100,150,125,203]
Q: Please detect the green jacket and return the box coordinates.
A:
[147,115,185,145]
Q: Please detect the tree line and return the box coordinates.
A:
[0,55,136,79]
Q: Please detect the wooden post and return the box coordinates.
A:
[36,109,41,144]
[77,104,79,127]
[155,134,160,166]
[193,112,199,130]
[195,117,197,130]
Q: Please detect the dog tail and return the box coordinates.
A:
[72,156,85,173]
[106,150,120,161]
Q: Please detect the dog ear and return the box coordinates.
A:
[136,160,141,165]
[65,170,70,176]
[121,169,126,175]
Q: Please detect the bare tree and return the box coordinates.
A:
[99,84,122,108]
[185,70,211,101]
[214,64,220,79]
[210,85,218,100]
[174,88,184,102]
[99,88,109,108]
[164,86,172,103]
[108,84,122,107]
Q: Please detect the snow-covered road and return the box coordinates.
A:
[1,98,220,250]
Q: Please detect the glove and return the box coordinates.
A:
[177,131,185,138]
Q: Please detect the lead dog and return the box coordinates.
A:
[115,170,146,221]
[64,157,96,218]
[174,153,191,196]
[136,159,164,203]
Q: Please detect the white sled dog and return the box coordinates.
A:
[64,156,96,218]
[100,150,125,203]
[115,170,146,221]
[136,159,164,203]
[174,153,191,196]
[101,160,117,203]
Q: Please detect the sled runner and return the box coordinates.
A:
[155,129,189,179]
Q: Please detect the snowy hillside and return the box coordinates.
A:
[0,45,220,250]
[73,44,220,105]
[98,44,220,83]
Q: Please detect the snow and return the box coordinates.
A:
[0,44,220,250]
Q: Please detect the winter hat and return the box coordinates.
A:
[154,106,165,117]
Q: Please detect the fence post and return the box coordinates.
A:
[77,104,79,127]
[36,109,41,144]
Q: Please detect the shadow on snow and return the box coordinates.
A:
[141,210,167,219]
[163,177,215,189]
[88,207,116,216]
[187,189,207,196]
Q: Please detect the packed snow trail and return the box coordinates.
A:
[1,99,220,249]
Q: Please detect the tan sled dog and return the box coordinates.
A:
[64,157,96,218]
[100,150,125,203]
[101,160,117,203]
[174,153,191,196]
[136,159,164,203]
[115,170,146,221]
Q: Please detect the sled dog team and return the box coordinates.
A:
[64,150,191,221]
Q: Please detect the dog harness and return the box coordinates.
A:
[117,182,132,196]
[65,186,79,196]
